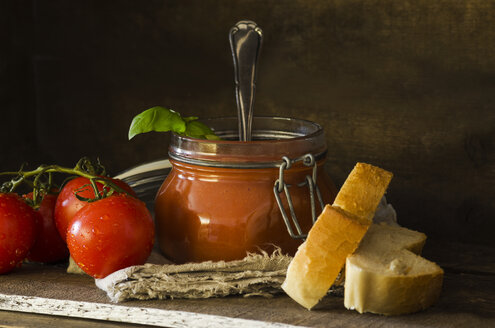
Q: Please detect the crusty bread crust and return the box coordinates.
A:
[282,163,393,309]
[282,205,369,309]
[333,163,393,223]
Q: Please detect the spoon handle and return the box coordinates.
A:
[229,20,263,141]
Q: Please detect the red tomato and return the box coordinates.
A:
[66,194,154,278]
[54,177,135,242]
[25,193,69,263]
[0,193,37,274]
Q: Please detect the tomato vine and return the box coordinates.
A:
[0,157,130,207]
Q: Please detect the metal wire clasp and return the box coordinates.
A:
[273,153,325,240]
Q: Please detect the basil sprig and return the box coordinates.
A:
[128,106,220,140]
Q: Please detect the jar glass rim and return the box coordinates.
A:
[198,116,323,142]
[169,116,327,166]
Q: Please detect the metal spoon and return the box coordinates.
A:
[229,20,263,141]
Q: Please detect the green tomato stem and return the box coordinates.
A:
[0,158,130,207]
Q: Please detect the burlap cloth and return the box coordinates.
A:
[95,198,396,303]
[96,250,293,303]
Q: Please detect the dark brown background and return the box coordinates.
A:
[3,1,495,246]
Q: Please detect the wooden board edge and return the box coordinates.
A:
[0,293,303,328]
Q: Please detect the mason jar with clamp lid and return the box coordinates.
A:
[154,116,337,263]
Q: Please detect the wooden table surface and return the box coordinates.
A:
[0,240,493,328]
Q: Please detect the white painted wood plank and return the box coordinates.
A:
[0,293,304,328]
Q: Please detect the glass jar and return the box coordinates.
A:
[154,117,337,263]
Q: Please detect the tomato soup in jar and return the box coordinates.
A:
[154,117,337,263]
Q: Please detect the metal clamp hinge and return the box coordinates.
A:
[273,153,325,240]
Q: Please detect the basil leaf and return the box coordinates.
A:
[129,106,221,140]
[128,107,186,140]
[205,134,222,140]
[182,116,199,123]
[185,120,220,139]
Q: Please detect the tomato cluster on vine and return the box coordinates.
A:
[0,158,155,278]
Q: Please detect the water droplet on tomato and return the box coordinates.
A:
[99,215,110,221]
[15,248,24,257]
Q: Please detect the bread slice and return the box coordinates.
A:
[332,163,393,222]
[282,163,393,309]
[344,223,444,315]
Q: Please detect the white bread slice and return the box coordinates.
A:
[282,163,393,309]
[344,223,444,315]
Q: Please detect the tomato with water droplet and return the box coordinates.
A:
[0,193,37,274]
[54,177,135,242]
[24,193,69,263]
[67,194,154,278]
